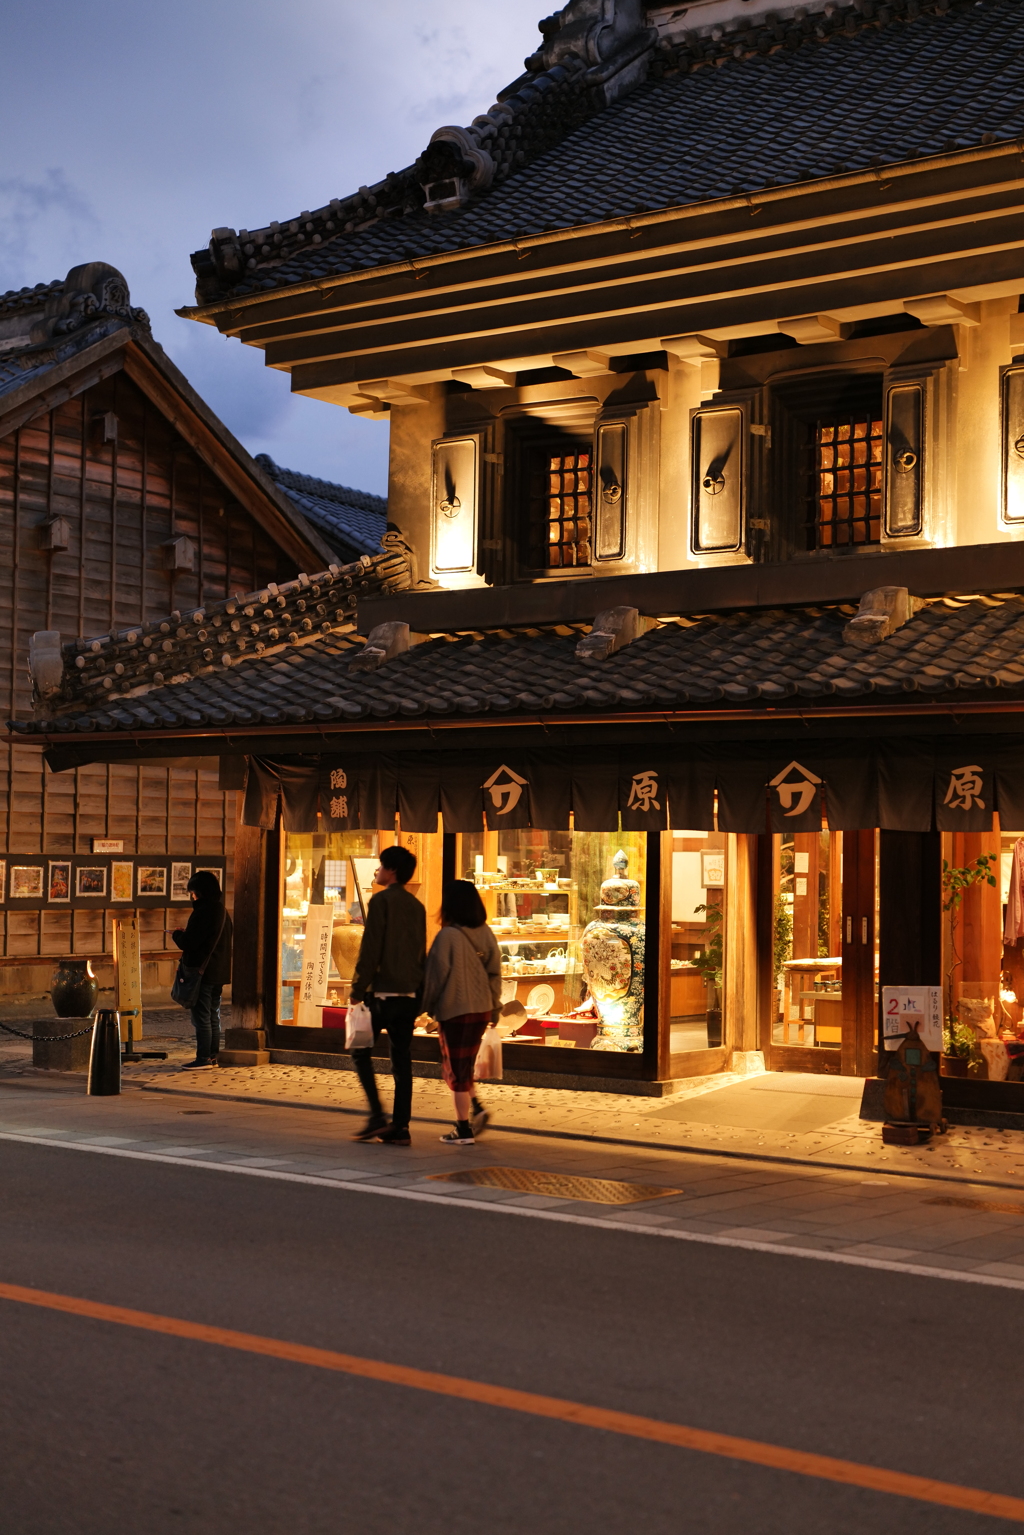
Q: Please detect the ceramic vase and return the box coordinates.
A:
[581,850,645,1052]
[50,958,98,1018]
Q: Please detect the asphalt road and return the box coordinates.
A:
[1,1138,1020,1535]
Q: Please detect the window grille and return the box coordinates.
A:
[526,442,593,570]
[805,413,883,549]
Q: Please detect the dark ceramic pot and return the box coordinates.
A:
[50,958,98,1018]
[706,1008,723,1048]
[940,1053,970,1078]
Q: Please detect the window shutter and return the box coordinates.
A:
[430,435,479,577]
[1003,365,1024,522]
[883,383,923,537]
[594,420,628,562]
[691,406,744,553]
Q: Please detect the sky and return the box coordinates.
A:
[1,1,542,496]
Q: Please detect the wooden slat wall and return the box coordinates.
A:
[0,367,302,962]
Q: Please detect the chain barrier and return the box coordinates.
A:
[0,1019,95,1042]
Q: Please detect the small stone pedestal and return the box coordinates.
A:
[32,1017,93,1072]
[219,1027,270,1067]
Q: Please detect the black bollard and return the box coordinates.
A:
[87,1009,121,1097]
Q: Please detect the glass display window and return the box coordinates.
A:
[458,829,646,1052]
[279,830,379,1026]
[771,829,845,1053]
[669,831,727,1053]
[946,823,1023,1081]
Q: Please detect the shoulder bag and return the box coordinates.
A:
[171,909,227,1009]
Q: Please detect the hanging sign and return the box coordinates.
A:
[296,904,334,1028]
[882,986,942,1053]
[113,916,143,1044]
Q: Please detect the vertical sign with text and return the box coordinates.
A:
[113,916,143,1042]
[296,904,334,1028]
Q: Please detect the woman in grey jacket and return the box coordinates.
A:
[422,880,502,1145]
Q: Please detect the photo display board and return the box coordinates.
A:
[0,856,226,911]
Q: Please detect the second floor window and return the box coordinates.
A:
[804,411,883,550]
[526,440,592,570]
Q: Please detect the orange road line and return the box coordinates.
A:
[2,1279,1022,1522]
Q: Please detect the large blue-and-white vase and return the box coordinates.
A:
[581,850,645,1052]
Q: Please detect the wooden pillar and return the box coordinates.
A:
[642,829,662,1077]
[879,828,941,1074]
[790,831,821,959]
[656,830,673,1081]
[756,832,775,1056]
[951,827,1003,1001]
[842,829,877,1077]
[724,833,759,1059]
[221,802,271,1064]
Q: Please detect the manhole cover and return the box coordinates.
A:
[925,1195,1024,1216]
[428,1166,681,1205]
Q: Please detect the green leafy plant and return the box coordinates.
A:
[692,903,723,994]
[941,852,998,1028]
[942,1017,981,1063]
[773,893,793,990]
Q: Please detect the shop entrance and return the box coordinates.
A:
[765,829,877,1075]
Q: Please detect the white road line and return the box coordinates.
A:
[3,1127,1024,1293]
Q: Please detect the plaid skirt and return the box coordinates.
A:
[438,1012,490,1092]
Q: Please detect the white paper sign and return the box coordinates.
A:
[882,986,942,1053]
[296,904,334,1028]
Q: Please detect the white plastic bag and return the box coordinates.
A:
[475,1024,503,1081]
[345,1000,374,1050]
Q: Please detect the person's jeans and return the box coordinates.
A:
[190,983,223,1061]
[351,996,417,1128]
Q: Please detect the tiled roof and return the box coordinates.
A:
[16,592,1024,736]
[192,0,1022,302]
[255,455,387,561]
[0,265,151,405]
[13,539,415,728]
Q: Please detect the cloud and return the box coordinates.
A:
[0,169,98,284]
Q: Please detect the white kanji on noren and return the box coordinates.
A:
[944,764,985,813]
[769,760,822,818]
[329,768,348,790]
[329,795,348,820]
[626,770,661,813]
[482,764,527,815]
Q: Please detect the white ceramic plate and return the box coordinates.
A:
[526,983,555,1017]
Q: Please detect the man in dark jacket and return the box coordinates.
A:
[349,844,426,1145]
[172,870,232,1070]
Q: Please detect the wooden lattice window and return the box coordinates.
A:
[805,412,883,549]
[526,440,593,570]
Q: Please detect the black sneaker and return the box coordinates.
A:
[440,1123,475,1145]
[180,1059,215,1071]
[375,1126,411,1146]
[471,1107,490,1137]
[351,1116,389,1141]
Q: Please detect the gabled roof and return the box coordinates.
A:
[15,592,1024,739]
[256,455,387,562]
[188,0,1022,305]
[0,262,348,572]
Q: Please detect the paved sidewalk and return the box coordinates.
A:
[7,1068,1024,1289]
[6,1001,1024,1191]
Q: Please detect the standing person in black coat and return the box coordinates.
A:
[172,870,232,1070]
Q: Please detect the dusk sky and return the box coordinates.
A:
[2,1,542,495]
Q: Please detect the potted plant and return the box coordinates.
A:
[941,1017,978,1077]
[693,902,723,1047]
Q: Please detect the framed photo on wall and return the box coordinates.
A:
[10,866,44,899]
[170,862,192,902]
[111,862,134,902]
[76,867,107,898]
[137,866,167,897]
[194,866,223,891]
[47,861,71,903]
